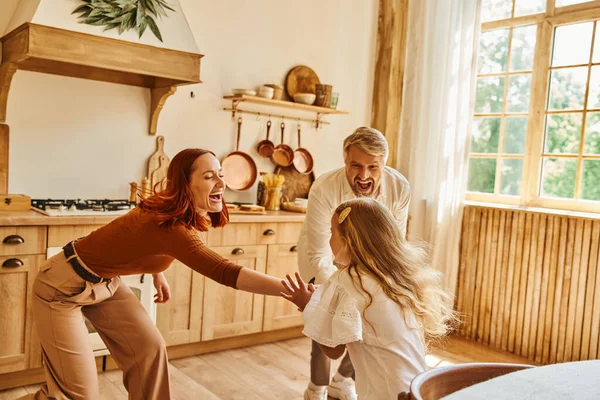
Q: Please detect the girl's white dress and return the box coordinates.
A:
[302,269,427,399]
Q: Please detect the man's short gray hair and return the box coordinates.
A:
[343,127,388,162]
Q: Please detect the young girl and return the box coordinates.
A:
[282,198,456,399]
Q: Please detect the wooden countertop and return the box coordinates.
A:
[0,209,305,226]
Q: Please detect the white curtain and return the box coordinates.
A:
[396,0,481,299]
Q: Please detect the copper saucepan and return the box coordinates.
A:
[271,122,294,167]
[221,117,258,191]
[293,123,314,174]
[256,120,275,158]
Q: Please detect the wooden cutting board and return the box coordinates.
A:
[285,65,320,98]
[148,135,169,179]
[151,155,169,192]
[275,164,315,201]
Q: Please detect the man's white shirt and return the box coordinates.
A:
[297,166,411,284]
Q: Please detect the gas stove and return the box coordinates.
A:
[31,199,136,217]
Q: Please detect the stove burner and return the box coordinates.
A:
[31,199,136,212]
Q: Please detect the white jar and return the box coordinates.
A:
[258,86,275,99]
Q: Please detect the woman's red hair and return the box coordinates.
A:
[138,148,229,231]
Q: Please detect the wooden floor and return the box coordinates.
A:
[0,335,536,400]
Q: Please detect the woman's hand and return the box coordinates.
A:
[152,272,171,303]
[280,272,315,311]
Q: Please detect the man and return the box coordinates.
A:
[297,127,411,400]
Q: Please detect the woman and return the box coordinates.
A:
[32,149,287,400]
[282,198,456,399]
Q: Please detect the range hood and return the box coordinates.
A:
[0,22,203,135]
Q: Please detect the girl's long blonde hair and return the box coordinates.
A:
[334,198,457,346]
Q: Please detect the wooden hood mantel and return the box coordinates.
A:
[0,23,203,135]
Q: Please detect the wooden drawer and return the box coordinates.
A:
[47,225,103,247]
[207,222,303,247]
[0,227,46,256]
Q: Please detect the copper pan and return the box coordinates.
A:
[222,117,258,191]
[271,122,294,167]
[293,124,314,174]
[256,119,275,158]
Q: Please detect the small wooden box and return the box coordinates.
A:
[0,194,31,211]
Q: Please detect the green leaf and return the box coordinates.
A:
[157,0,175,12]
[72,4,91,15]
[111,12,132,23]
[137,20,148,38]
[144,0,158,17]
[102,22,120,31]
[136,6,145,27]
[88,8,104,17]
[145,15,162,41]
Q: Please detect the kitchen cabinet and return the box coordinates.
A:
[262,243,304,331]
[201,245,267,341]
[156,259,204,346]
[0,225,47,374]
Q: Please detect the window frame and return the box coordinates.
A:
[467,0,600,213]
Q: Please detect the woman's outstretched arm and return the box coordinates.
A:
[236,267,286,296]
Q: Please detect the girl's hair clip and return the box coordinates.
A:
[338,207,351,224]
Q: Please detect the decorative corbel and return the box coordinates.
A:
[0,63,18,123]
[149,86,177,135]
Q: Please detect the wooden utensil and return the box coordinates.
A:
[151,155,169,192]
[147,135,169,179]
[293,124,314,174]
[222,117,258,191]
[271,122,294,167]
[285,65,321,99]
[275,164,315,201]
[256,120,275,158]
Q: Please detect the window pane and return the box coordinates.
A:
[548,67,588,111]
[581,160,600,201]
[556,0,593,6]
[587,66,600,109]
[507,74,532,112]
[478,29,510,74]
[468,158,497,193]
[471,118,500,153]
[584,112,600,155]
[481,0,513,22]
[541,157,577,199]
[510,25,537,71]
[594,22,600,63]
[504,117,528,154]
[514,0,545,17]
[500,158,524,195]
[544,113,583,154]
[552,22,593,67]
[475,77,505,113]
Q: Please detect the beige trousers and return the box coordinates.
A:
[32,252,170,400]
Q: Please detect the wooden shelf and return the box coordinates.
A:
[0,23,203,135]
[224,95,347,114]
[223,95,347,127]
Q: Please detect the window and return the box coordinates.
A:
[467,0,600,212]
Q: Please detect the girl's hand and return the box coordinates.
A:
[280,272,316,311]
[152,272,171,303]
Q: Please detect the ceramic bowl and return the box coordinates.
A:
[232,89,257,96]
[293,93,316,105]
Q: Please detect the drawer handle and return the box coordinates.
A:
[231,248,245,255]
[263,229,276,236]
[3,258,24,268]
[290,245,297,252]
[3,235,24,244]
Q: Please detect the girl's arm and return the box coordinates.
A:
[319,344,346,360]
[236,267,287,296]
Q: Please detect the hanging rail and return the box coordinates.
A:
[223,107,329,126]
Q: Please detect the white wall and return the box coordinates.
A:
[5,0,378,203]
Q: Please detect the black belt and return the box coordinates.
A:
[62,241,106,284]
